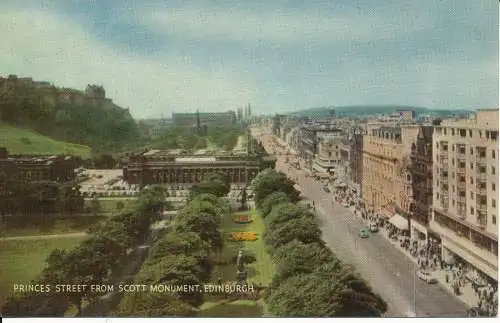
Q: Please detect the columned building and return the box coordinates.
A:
[123,152,276,185]
[430,109,498,282]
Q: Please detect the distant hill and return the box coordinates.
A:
[0,75,140,154]
[0,123,91,157]
[289,105,473,118]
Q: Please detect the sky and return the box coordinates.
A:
[0,0,498,118]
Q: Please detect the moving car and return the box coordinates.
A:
[417,270,437,284]
[359,228,370,238]
[369,223,379,232]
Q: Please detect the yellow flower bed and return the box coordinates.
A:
[231,232,258,241]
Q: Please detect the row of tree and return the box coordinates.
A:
[1,187,166,316]
[252,169,388,317]
[142,124,245,152]
[113,173,231,316]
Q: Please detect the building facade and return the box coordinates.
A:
[409,125,435,239]
[430,109,499,281]
[123,152,276,185]
[362,125,419,225]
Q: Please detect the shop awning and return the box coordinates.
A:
[389,214,409,230]
[313,164,328,173]
[315,173,330,179]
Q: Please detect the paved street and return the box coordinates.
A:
[254,128,469,317]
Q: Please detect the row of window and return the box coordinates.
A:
[437,191,496,208]
[437,163,495,175]
[437,143,496,159]
[437,127,499,141]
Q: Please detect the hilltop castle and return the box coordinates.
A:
[0,74,112,107]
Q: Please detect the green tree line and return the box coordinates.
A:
[1,186,166,316]
[252,169,388,317]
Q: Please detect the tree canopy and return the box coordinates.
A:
[252,170,300,208]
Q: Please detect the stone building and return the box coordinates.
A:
[409,125,435,239]
[297,125,343,172]
[362,125,420,229]
[430,109,498,281]
[0,148,78,215]
[122,151,276,185]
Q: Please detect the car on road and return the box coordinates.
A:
[359,228,370,238]
[417,270,437,284]
[369,223,379,232]
[323,186,330,193]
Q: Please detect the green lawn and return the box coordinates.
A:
[84,198,136,214]
[0,216,104,237]
[198,209,275,317]
[0,236,85,307]
[0,123,91,157]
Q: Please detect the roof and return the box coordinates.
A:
[175,157,217,163]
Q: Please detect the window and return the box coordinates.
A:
[470,162,474,169]
[492,166,496,175]
[452,129,455,136]
[444,128,447,135]
[493,183,496,191]
[470,207,474,215]
[492,199,496,208]
[452,199,455,206]
[493,215,497,225]
[469,130,473,137]
[492,131,498,141]
[470,177,474,184]
[436,192,440,199]
[470,147,474,155]
[479,131,482,138]
[459,129,466,137]
[493,150,496,159]
[470,191,474,199]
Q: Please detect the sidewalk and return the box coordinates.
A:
[348,205,479,309]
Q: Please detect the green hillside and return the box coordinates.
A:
[0,123,91,157]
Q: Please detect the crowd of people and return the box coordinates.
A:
[331,185,498,317]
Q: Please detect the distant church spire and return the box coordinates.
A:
[195,109,201,131]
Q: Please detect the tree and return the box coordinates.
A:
[270,241,337,287]
[266,264,387,317]
[175,209,223,254]
[190,172,230,199]
[115,292,195,317]
[90,197,101,215]
[135,254,206,307]
[240,187,247,210]
[252,170,300,208]
[264,217,322,252]
[265,202,314,231]
[259,191,291,218]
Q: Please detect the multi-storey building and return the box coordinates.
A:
[0,148,78,215]
[409,125,435,239]
[430,109,499,282]
[297,125,343,172]
[362,125,420,228]
[351,131,364,191]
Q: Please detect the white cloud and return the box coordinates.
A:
[142,5,430,44]
[0,8,259,118]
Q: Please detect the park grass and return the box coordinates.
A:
[84,198,136,214]
[0,216,104,237]
[0,236,86,307]
[0,123,91,157]
[198,208,274,317]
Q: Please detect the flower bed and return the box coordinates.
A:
[231,232,258,241]
[233,214,252,224]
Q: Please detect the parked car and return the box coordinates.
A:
[359,228,370,238]
[369,223,379,232]
[417,270,437,284]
